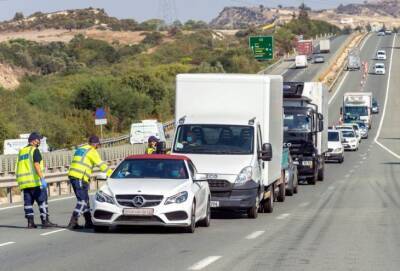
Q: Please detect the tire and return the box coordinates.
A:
[198,198,210,227]
[318,159,324,181]
[293,169,299,194]
[93,225,109,233]
[339,157,344,164]
[247,194,259,219]
[277,174,286,202]
[184,202,196,233]
[263,186,274,213]
[308,169,317,185]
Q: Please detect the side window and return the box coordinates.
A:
[187,161,196,177]
[257,125,262,152]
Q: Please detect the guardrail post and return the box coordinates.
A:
[7,187,12,204]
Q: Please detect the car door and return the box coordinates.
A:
[187,160,205,217]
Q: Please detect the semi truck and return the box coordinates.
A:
[342,92,373,129]
[283,82,328,184]
[172,74,284,218]
[319,39,331,53]
[346,51,361,71]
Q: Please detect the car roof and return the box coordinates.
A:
[125,154,190,161]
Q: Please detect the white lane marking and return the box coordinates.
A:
[299,202,310,207]
[362,157,367,160]
[40,229,66,236]
[328,33,371,105]
[374,34,400,160]
[276,213,291,220]
[349,169,355,173]
[0,242,15,247]
[245,231,265,240]
[188,256,222,271]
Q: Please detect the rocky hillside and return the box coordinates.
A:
[337,0,400,17]
[210,6,276,29]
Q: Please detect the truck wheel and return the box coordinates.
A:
[264,186,274,213]
[308,170,318,185]
[277,180,286,202]
[318,168,324,181]
[247,195,259,219]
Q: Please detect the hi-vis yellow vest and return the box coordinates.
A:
[68,144,112,183]
[16,146,44,190]
[145,146,156,154]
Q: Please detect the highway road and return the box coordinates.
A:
[1,33,399,271]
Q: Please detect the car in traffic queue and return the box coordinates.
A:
[282,148,298,196]
[374,63,386,75]
[376,50,387,60]
[372,98,379,114]
[340,129,359,151]
[326,129,344,163]
[313,55,325,64]
[377,31,385,36]
[336,124,362,143]
[354,121,369,139]
[91,154,211,233]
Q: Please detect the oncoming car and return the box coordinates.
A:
[376,50,386,60]
[92,155,211,233]
[374,63,386,75]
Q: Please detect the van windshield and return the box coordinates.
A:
[173,125,254,155]
[328,132,339,142]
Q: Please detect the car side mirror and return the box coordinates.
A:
[96,172,108,181]
[259,143,273,161]
[193,173,207,182]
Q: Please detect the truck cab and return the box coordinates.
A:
[342,92,372,129]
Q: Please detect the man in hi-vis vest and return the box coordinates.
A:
[67,136,112,229]
[16,132,57,228]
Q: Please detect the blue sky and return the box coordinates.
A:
[0,0,365,23]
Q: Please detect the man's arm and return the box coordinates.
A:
[33,149,44,179]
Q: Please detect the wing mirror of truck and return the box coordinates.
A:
[259,143,273,161]
[193,173,207,182]
[318,113,324,132]
[96,172,108,181]
[340,107,343,115]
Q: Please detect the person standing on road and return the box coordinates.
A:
[67,136,112,229]
[16,132,57,228]
[145,136,159,154]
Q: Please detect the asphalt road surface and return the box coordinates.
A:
[0,33,399,271]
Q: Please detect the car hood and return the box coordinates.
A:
[106,178,190,196]
[182,154,254,175]
[328,142,342,149]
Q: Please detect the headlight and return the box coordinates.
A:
[165,191,188,205]
[334,148,342,153]
[95,190,115,205]
[235,166,252,185]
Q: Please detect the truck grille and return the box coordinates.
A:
[207,179,231,188]
[116,195,163,208]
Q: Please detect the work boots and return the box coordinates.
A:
[83,212,94,229]
[27,217,37,229]
[41,216,58,228]
[67,215,83,230]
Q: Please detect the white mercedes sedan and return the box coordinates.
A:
[92,154,211,233]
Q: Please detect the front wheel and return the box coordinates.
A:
[198,198,210,227]
[263,186,274,213]
[247,195,259,219]
[184,202,196,233]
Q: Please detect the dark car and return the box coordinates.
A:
[372,98,379,114]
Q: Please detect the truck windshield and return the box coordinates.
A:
[344,106,368,116]
[173,125,254,155]
[284,113,312,132]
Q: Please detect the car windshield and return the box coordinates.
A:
[284,113,312,132]
[328,132,339,141]
[342,131,355,138]
[173,124,254,154]
[375,64,384,68]
[372,100,378,106]
[111,159,188,179]
[356,122,366,129]
[344,106,368,116]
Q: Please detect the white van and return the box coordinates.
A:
[129,120,166,144]
[172,74,283,218]
[295,55,308,68]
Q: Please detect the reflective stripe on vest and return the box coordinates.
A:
[16,146,44,190]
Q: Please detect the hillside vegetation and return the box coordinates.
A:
[0,7,340,152]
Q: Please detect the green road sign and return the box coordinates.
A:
[249,36,274,60]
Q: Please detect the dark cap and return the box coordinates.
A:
[148,136,159,143]
[28,132,43,142]
[89,135,101,144]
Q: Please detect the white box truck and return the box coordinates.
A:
[319,39,331,53]
[342,92,373,129]
[295,55,308,68]
[172,74,283,218]
[283,82,328,183]
[129,120,166,144]
[3,134,49,155]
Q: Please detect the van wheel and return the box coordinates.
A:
[247,195,259,219]
[318,168,324,181]
[184,202,196,233]
[198,198,210,227]
[264,186,274,213]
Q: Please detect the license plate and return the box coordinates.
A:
[123,208,154,216]
[210,201,220,208]
[302,161,313,166]
[293,161,299,165]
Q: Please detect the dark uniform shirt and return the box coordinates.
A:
[27,145,42,163]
